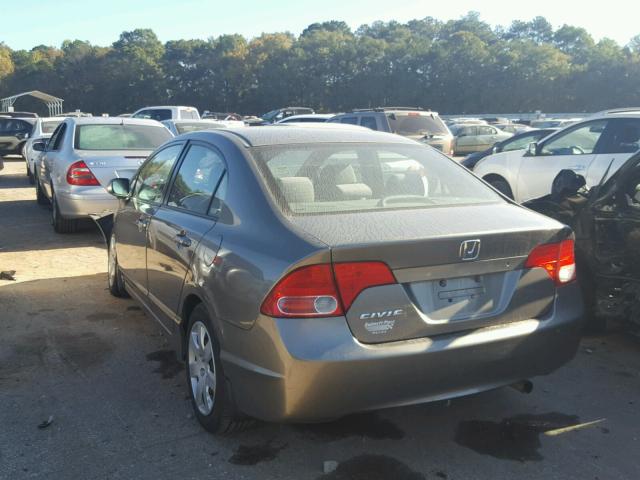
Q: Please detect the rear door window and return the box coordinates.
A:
[600,118,640,154]
[340,117,358,125]
[167,144,226,215]
[360,116,378,130]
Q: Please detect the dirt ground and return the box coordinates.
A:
[1,157,639,480]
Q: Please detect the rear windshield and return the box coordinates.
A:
[42,121,62,134]
[0,119,32,134]
[75,124,172,150]
[133,109,172,121]
[252,143,501,215]
[175,122,224,134]
[387,113,449,136]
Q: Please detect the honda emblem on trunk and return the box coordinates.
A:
[460,239,481,261]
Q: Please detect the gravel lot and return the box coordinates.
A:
[1,157,639,480]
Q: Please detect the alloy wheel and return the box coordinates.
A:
[188,321,217,415]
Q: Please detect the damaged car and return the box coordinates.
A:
[525,152,640,333]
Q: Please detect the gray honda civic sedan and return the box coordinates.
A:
[99,126,584,433]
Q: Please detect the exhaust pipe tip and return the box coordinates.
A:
[510,380,533,394]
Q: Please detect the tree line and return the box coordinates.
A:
[1,13,640,116]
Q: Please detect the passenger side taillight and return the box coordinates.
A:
[525,239,576,286]
[66,160,100,186]
[260,262,396,318]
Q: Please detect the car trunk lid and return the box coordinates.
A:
[80,150,151,187]
[288,203,569,343]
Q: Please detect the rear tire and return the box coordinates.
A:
[186,304,247,434]
[487,178,514,199]
[51,192,78,234]
[35,174,49,205]
[26,163,35,184]
[108,233,129,298]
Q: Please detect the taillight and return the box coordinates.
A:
[524,239,576,286]
[260,261,396,318]
[66,160,99,186]
[333,262,396,310]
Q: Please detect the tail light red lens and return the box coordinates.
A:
[260,261,396,318]
[525,239,576,286]
[260,264,343,318]
[333,262,397,310]
[66,160,100,186]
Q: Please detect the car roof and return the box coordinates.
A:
[135,106,197,110]
[180,125,417,147]
[162,119,225,124]
[67,117,164,126]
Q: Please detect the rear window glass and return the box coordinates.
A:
[387,113,449,136]
[0,119,32,133]
[133,109,172,121]
[252,143,501,215]
[75,124,172,150]
[42,121,62,134]
[175,122,224,134]
[181,109,199,120]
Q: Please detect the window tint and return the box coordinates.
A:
[175,122,224,134]
[0,119,32,133]
[253,143,501,215]
[42,121,62,134]
[502,132,541,152]
[602,119,640,154]
[360,116,377,130]
[387,113,449,136]
[208,172,227,218]
[133,109,172,121]
[133,144,183,203]
[167,145,226,215]
[181,109,199,120]
[50,124,67,151]
[340,117,359,125]
[540,120,607,156]
[478,126,496,135]
[75,124,171,150]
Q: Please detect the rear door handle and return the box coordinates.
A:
[175,230,192,248]
[568,165,586,170]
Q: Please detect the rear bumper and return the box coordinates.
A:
[56,188,118,219]
[222,282,584,422]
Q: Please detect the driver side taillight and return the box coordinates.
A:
[66,160,100,186]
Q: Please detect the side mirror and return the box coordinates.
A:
[107,178,131,199]
[33,141,46,152]
[526,142,538,156]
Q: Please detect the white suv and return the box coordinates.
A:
[473,111,640,202]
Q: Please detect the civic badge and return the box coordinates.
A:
[460,239,481,261]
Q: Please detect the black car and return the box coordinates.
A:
[525,153,640,333]
[461,128,558,170]
[0,117,36,157]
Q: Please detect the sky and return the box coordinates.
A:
[2,0,638,50]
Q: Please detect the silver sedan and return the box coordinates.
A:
[35,117,172,233]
